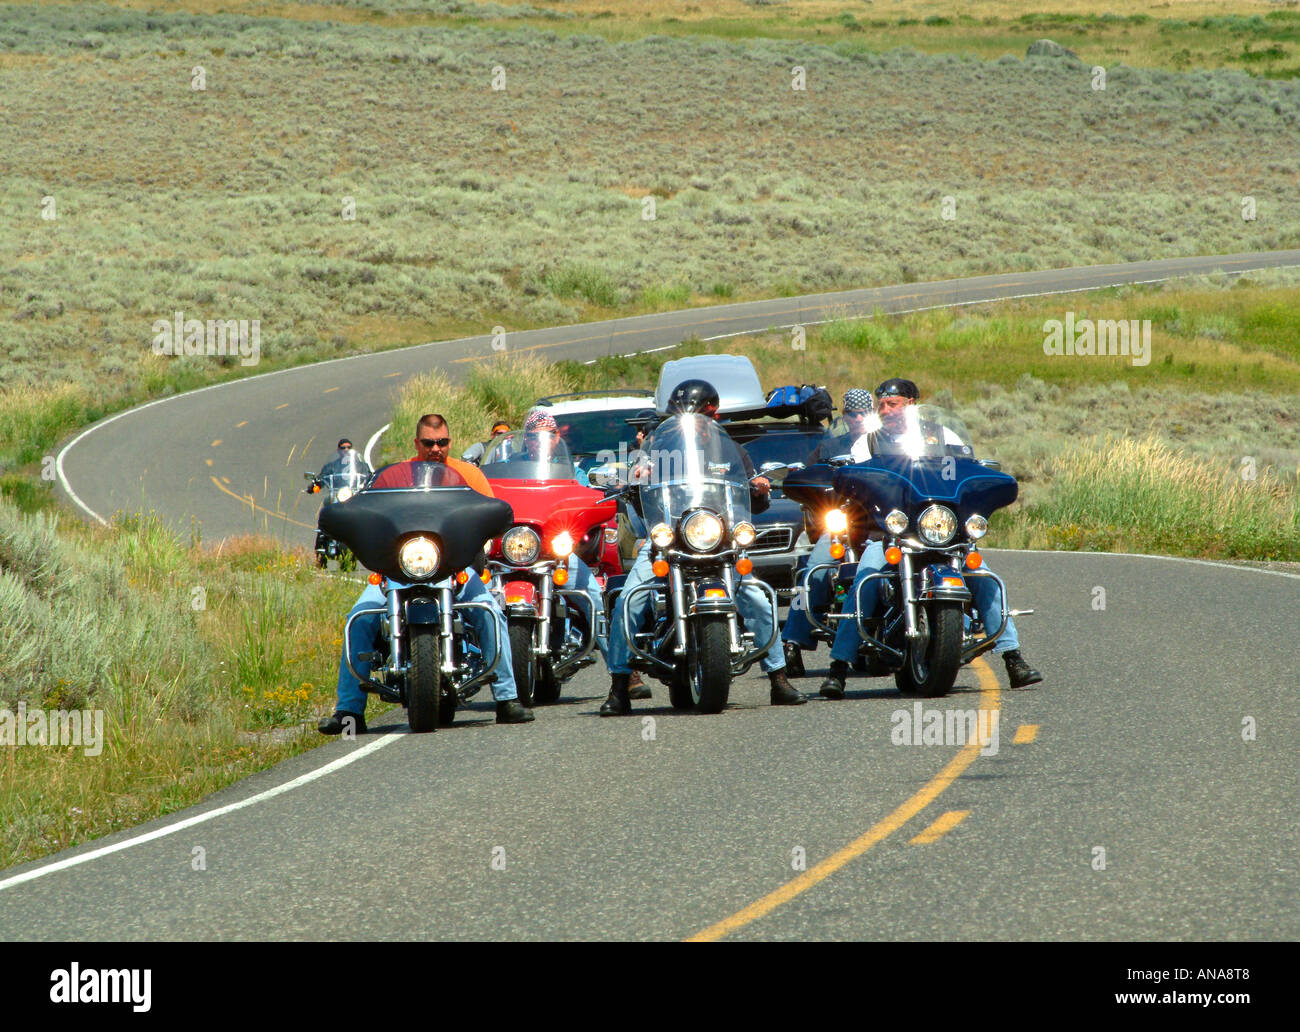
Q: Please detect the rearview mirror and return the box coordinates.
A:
[977,459,1002,471]
[587,462,622,489]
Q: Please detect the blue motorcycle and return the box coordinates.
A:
[784,405,1018,697]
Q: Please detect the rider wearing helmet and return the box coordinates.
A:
[600,379,806,714]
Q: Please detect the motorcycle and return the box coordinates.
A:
[480,430,619,707]
[318,461,514,731]
[783,404,1019,698]
[599,412,777,713]
[304,451,370,570]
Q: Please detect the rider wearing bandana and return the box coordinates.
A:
[600,379,807,715]
[818,378,1042,698]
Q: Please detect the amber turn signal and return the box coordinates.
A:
[368,573,382,585]
[480,568,492,583]
[553,567,569,586]
[884,546,902,565]
[829,542,845,559]
[652,559,669,577]
[455,570,470,585]
[965,551,983,569]
[736,557,753,575]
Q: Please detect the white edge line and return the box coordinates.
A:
[55,256,1300,523]
[364,423,389,470]
[0,733,401,892]
[986,546,1300,581]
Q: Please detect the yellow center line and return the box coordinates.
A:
[211,439,221,447]
[205,459,213,467]
[323,387,339,393]
[275,403,289,410]
[1013,724,1039,745]
[686,659,1000,942]
[236,420,248,428]
[385,371,403,378]
[209,476,316,530]
[909,810,971,845]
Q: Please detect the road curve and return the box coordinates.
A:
[58,250,1300,545]
[24,251,1299,940]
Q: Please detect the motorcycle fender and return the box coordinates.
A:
[502,580,537,614]
[406,596,441,626]
[690,578,735,616]
[918,564,972,602]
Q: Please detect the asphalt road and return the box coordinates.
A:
[14,252,1298,940]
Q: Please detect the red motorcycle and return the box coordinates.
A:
[482,431,620,705]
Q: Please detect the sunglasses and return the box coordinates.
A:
[418,437,451,448]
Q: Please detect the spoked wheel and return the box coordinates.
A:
[407,624,442,732]
[894,602,963,699]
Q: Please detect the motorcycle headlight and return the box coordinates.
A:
[683,511,724,552]
[965,514,988,540]
[650,522,674,549]
[335,486,354,503]
[552,530,574,558]
[824,508,848,535]
[502,526,541,566]
[884,509,908,536]
[733,521,756,548]
[398,536,440,580]
[918,505,957,546]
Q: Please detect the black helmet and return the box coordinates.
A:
[874,377,919,400]
[666,379,720,418]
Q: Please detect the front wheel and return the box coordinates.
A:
[408,624,442,732]
[894,602,963,698]
[507,617,536,709]
[692,615,732,714]
[532,661,561,705]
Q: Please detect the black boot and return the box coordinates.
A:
[769,669,807,706]
[782,641,806,679]
[600,673,632,716]
[496,699,536,724]
[1002,650,1043,689]
[627,671,652,701]
[317,710,366,736]
[819,659,849,700]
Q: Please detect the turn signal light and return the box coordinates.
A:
[455,570,470,585]
[652,559,669,577]
[703,588,727,598]
[965,551,983,570]
[884,546,902,565]
[829,542,846,559]
[480,568,492,583]
[368,573,382,585]
[311,484,321,493]
[553,567,569,586]
[736,557,753,576]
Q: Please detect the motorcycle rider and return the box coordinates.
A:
[781,387,875,677]
[600,379,806,715]
[818,378,1042,698]
[318,413,534,734]
[319,438,373,482]
[461,420,513,465]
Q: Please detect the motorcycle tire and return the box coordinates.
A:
[894,601,963,699]
[508,616,535,709]
[668,663,694,711]
[407,624,442,732]
[692,615,732,714]
[438,684,457,727]
[532,661,561,706]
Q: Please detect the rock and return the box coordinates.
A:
[1026,38,1079,60]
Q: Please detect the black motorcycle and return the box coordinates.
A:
[599,413,776,713]
[784,405,1019,698]
[318,462,514,731]
[304,451,370,570]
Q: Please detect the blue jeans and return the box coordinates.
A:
[335,574,518,715]
[828,544,1019,663]
[782,533,837,650]
[607,543,785,675]
[562,554,609,664]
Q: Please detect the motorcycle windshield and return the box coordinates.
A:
[833,406,1016,528]
[368,460,470,490]
[320,450,369,499]
[480,430,577,481]
[640,413,751,528]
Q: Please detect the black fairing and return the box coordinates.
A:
[782,464,836,510]
[319,488,513,581]
[832,455,1017,533]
